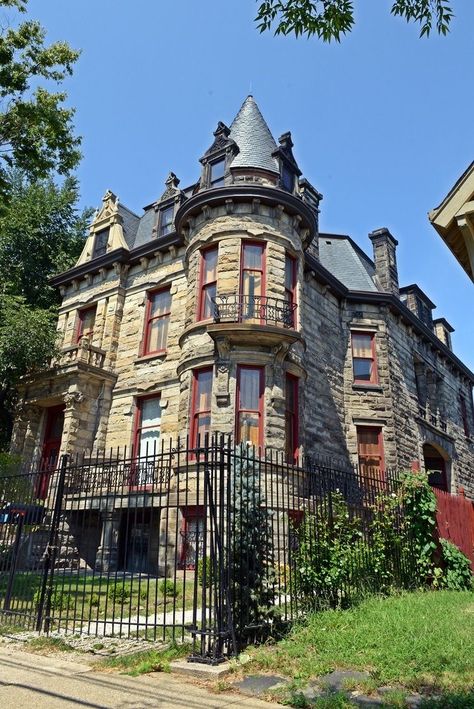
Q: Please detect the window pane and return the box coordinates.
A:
[203,248,218,283]
[243,244,263,270]
[353,359,372,381]
[195,413,211,440]
[148,317,169,352]
[242,271,262,299]
[139,427,160,457]
[141,398,162,427]
[196,370,212,410]
[94,228,109,257]
[210,159,225,184]
[201,283,216,319]
[239,368,260,410]
[352,334,372,358]
[238,413,260,446]
[160,206,174,235]
[150,289,171,317]
[285,256,295,291]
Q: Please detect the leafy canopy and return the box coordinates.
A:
[256,0,454,41]
[0,0,81,204]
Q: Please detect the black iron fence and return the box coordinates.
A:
[0,438,415,663]
[213,293,297,329]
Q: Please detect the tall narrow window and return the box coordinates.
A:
[241,242,265,322]
[285,374,299,463]
[134,396,161,458]
[351,332,378,384]
[143,288,171,355]
[281,164,294,192]
[191,368,213,446]
[460,395,470,437]
[179,506,205,569]
[357,427,384,479]
[285,254,297,308]
[93,228,109,258]
[198,247,218,320]
[237,365,264,448]
[210,158,225,187]
[76,305,96,343]
[158,205,174,237]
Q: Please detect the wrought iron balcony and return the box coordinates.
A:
[212,294,297,329]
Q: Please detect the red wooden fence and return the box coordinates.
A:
[434,488,474,570]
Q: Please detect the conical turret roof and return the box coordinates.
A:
[229,96,279,174]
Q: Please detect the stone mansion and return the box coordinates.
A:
[11,96,474,498]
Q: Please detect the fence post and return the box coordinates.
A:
[35,454,68,633]
[3,513,25,611]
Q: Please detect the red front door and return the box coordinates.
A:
[37,406,64,499]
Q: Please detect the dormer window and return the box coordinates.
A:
[158,205,174,237]
[93,228,109,258]
[210,158,225,187]
[281,164,294,192]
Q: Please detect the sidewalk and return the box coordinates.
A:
[0,646,279,709]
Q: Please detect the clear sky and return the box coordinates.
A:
[27,0,474,369]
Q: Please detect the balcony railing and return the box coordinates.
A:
[212,294,297,329]
[58,339,106,369]
[418,405,447,433]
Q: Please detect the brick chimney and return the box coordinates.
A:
[369,228,399,295]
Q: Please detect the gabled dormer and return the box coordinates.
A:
[272,131,302,194]
[76,190,139,266]
[153,172,185,238]
[198,121,238,190]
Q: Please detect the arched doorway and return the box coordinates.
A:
[423,443,449,491]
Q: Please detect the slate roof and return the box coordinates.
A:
[118,204,140,249]
[229,96,279,174]
[133,207,155,249]
[319,234,378,292]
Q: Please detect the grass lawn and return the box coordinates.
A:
[92,642,191,675]
[247,590,474,702]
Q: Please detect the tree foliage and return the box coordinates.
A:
[0,0,81,205]
[0,171,91,309]
[256,0,454,41]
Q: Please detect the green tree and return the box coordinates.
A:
[0,171,91,309]
[0,0,81,206]
[256,0,453,41]
[0,173,90,447]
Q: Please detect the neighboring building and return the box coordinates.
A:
[11,96,474,511]
[429,161,474,282]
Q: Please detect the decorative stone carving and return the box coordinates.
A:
[64,391,85,409]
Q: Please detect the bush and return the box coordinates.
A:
[107,582,131,604]
[434,539,473,591]
[90,593,100,607]
[197,556,214,587]
[159,579,179,597]
[34,588,74,612]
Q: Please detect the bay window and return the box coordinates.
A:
[198,247,218,320]
[191,368,213,446]
[236,365,264,448]
[240,242,265,322]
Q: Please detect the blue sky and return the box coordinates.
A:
[27,0,474,368]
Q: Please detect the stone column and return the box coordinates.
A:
[95,509,121,572]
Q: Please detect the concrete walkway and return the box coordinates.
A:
[0,646,279,709]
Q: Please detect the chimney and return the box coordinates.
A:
[369,228,399,295]
[433,318,454,350]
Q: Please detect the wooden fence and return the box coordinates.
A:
[434,488,474,570]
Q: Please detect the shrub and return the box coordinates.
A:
[434,539,473,591]
[90,593,100,607]
[34,588,74,612]
[197,556,214,587]
[159,579,178,597]
[107,582,131,604]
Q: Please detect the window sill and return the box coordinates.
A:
[134,351,167,365]
[352,383,384,392]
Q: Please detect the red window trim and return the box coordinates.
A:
[236,364,264,450]
[356,425,385,481]
[133,393,161,458]
[142,287,171,356]
[179,505,205,569]
[197,246,218,322]
[75,305,97,343]
[190,367,213,448]
[351,331,378,385]
[285,373,299,463]
[285,252,297,308]
[239,240,266,324]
